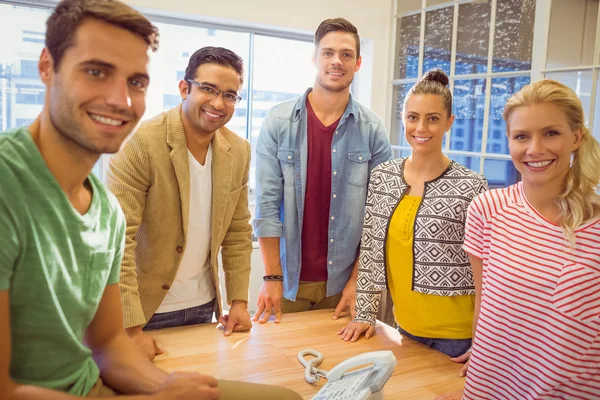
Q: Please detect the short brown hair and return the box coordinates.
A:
[46,0,159,70]
[314,18,360,58]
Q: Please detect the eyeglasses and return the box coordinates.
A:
[186,79,242,105]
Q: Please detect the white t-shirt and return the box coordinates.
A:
[155,146,216,313]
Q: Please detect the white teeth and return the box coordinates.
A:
[413,136,431,143]
[203,110,221,118]
[328,72,343,76]
[89,114,124,126]
[527,160,552,168]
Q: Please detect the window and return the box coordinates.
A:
[391,0,534,188]
[15,84,45,104]
[20,60,39,77]
[249,35,315,190]
[0,2,314,188]
[544,0,600,141]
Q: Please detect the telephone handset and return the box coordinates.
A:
[298,349,397,400]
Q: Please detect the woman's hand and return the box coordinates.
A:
[337,321,375,342]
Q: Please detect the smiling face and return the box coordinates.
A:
[39,18,150,155]
[313,31,361,93]
[403,94,453,155]
[507,102,582,188]
[180,62,241,137]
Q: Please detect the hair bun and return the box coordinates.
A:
[421,68,449,86]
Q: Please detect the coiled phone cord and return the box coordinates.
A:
[298,349,328,383]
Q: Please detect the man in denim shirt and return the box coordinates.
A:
[253,18,393,323]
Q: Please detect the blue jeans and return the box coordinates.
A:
[143,298,216,331]
[397,326,471,358]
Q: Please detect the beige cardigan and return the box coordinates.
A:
[106,105,252,328]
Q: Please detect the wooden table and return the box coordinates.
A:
[149,309,465,399]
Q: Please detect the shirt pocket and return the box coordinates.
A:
[277,149,295,187]
[347,150,371,187]
[552,262,600,323]
[85,249,115,305]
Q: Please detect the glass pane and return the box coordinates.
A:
[492,0,535,72]
[452,79,486,153]
[483,159,520,188]
[423,6,454,76]
[594,75,600,142]
[487,76,530,154]
[456,0,491,75]
[391,83,416,147]
[395,14,421,80]
[547,0,598,69]
[545,70,594,126]
[251,35,314,191]
[447,155,481,173]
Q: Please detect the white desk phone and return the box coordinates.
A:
[298,349,397,400]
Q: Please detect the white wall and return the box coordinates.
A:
[126,0,395,124]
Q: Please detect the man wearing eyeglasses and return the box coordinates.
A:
[106,47,253,361]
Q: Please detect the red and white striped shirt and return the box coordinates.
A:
[463,182,600,400]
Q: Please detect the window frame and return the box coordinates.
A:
[390,0,545,181]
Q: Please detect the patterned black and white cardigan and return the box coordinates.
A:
[353,158,488,326]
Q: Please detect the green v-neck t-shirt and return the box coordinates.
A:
[0,127,125,395]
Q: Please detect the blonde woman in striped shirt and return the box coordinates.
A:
[438,79,600,400]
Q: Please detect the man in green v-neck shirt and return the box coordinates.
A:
[0,1,223,399]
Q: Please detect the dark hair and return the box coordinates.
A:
[184,46,244,92]
[404,68,452,117]
[46,0,159,70]
[314,18,361,58]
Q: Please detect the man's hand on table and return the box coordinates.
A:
[252,280,283,324]
[127,325,163,360]
[218,300,252,336]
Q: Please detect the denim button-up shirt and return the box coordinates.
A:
[253,89,393,300]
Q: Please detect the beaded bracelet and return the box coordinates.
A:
[263,275,284,282]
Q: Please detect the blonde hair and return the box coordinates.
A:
[503,79,600,245]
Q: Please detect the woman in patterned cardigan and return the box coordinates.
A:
[338,69,487,362]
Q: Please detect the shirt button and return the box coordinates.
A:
[331,216,335,220]
[287,155,292,160]
[333,194,337,198]
[333,171,337,176]
[332,149,336,153]
[359,156,363,161]
[329,261,333,265]
[330,239,334,243]
[176,246,183,253]
[162,284,170,290]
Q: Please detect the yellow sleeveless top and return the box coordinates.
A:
[386,195,474,339]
